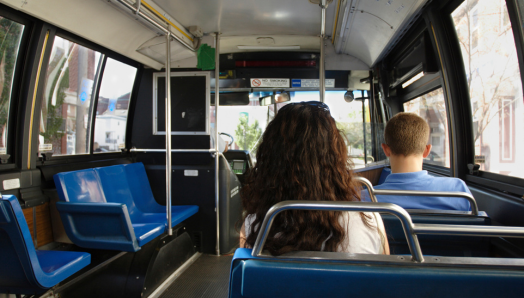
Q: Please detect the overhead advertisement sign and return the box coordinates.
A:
[250,78,290,88]
[291,79,335,88]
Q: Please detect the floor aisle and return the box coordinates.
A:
[160,254,233,298]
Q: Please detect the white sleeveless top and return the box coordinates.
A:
[244,212,385,254]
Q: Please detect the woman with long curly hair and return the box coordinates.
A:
[240,101,389,255]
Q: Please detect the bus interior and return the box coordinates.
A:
[1,0,524,297]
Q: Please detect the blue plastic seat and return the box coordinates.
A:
[229,248,524,298]
[54,168,165,252]
[382,212,491,257]
[54,164,198,252]
[94,163,198,230]
[0,195,90,295]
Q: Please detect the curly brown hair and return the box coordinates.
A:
[241,101,368,255]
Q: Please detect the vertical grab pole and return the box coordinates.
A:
[319,0,326,103]
[166,31,173,236]
[214,32,221,256]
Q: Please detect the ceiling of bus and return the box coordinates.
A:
[1,0,428,70]
[334,0,429,66]
[152,0,336,36]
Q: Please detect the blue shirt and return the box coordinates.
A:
[362,171,472,211]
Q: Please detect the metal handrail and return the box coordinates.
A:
[111,0,197,52]
[130,148,217,153]
[353,177,377,203]
[251,201,424,262]
[353,177,479,216]
[251,201,524,263]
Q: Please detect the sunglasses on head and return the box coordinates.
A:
[280,101,330,112]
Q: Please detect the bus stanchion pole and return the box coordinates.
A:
[166,31,173,236]
[215,32,221,256]
[319,0,326,103]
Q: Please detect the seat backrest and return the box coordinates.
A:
[122,163,164,213]
[382,213,491,257]
[94,164,144,222]
[0,195,44,294]
[54,169,106,203]
[229,249,524,298]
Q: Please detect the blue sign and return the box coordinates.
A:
[80,91,87,102]
[292,79,301,87]
[109,101,116,112]
[79,79,93,104]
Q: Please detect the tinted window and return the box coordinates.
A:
[0,16,24,155]
[403,88,450,168]
[39,36,103,156]
[452,0,524,179]
[93,58,136,153]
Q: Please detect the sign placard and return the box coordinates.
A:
[3,178,20,190]
[250,78,290,88]
[291,79,335,88]
[39,144,53,151]
[184,170,199,177]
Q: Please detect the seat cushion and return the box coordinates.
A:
[134,205,199,231]
[36,250,91,276]
[132,223,165,247]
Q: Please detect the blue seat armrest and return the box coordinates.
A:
[56,202,140,252]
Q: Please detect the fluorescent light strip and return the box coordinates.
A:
[402,72,424,88]
[237,45,301,50]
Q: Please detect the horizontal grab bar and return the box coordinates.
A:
[130,149,217,153]
[413,224,524,238]
[353,177,479,216]
[251,201,524,263]
[251,201,424,262]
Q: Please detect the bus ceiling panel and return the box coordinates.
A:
[137,35,197,65]
[324,42,370,70]
[152,0,337,36]
[1,0,164,69]
[334,0,429,67]
[220,35,321,54]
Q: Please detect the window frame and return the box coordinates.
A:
[401,86,453,174]
[442,0,524,196]
[0,8,33,168]
[35,28,141,162]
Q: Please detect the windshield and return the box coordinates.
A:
[211,90,373,169]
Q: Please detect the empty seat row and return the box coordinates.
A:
[54,162,199,252]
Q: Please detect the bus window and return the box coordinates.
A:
[452,0,524,179]
[93,58,137,153]
[210,94,266,152]
[38,36,103,156]
[0,16,24,156]
[403,88,450,168]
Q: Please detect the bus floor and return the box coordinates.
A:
[159,254,233,298]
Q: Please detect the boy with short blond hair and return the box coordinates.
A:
[369,112,471,211]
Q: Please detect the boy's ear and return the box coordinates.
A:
[381,143,391,157]
[422,144,432,158]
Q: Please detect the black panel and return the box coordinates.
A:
[131,69,209,150]
[137,152,240,255]
[157,75,207,133]
[127,231,195,298]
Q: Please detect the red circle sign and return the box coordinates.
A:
[252,79,262,87]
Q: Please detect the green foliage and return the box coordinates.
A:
[0,18,24,130]
[234,115,262,151]
[40,62,69,142]
[336,109,371,151]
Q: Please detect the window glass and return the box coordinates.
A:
[212,90,383,169]
[403,88,450,168]
[0,16,24,155]
[39,36,103,155]
[452,0,524,179]
[93,58,136,152]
